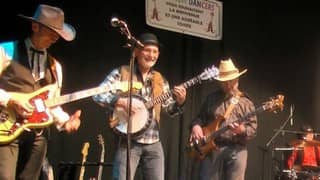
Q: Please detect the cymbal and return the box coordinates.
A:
[289,139,320,147]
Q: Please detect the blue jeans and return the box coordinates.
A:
[199,144,248,180]
[112,141,164,180]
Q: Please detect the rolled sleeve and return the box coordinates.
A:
[0,89,11,107]
[92,68,121,108]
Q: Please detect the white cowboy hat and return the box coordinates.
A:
[18,4,76,41]
[215,58,247,81]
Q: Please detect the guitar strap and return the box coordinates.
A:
[223,93,242,120]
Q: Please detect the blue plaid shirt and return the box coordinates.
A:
[93,66,183,144]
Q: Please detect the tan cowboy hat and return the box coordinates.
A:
[18,4,76,41]
[215,58,247,81]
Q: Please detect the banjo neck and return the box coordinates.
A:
[145,75,201,109]
[112,64,218,137]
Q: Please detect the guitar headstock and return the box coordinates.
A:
[263,94,285,113]
[198,64,219,81]
[81,142,90,156]
[97,134,105,152]
[97,134,105,146]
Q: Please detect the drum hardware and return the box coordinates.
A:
[274,147,303,151]
[282,168,320,180]
[274,129,320,136]
[282,169,298,179]
[289,139,320,147]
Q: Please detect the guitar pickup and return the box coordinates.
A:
[34,98,46,112]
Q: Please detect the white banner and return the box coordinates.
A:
[146,0,223,40]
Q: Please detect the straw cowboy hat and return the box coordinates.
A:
[215,58,247,81]
[18,4,76,41]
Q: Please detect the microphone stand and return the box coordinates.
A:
[116,21,143,180]
[260,104,294,180]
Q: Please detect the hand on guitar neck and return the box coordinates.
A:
[171,85,186,105]
[228,121,246,135]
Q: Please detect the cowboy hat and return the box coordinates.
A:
[18,4,76,41]
[215,58,247,81]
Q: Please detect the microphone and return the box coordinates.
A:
[290,104,294,126]
[110,17,144,48]
[110,17,126,27]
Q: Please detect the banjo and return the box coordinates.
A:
[112,64,219,138]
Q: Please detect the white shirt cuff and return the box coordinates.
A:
[0,89,10,107]
[50,106,70,131]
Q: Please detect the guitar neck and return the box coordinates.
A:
[79,142,89,180]
[209,105,265,139]
[79,165,85,180]
[79,157,87,180]
[97,148,105,180]
[145,75,201,109]
[45,86,106,107]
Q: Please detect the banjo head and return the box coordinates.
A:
[113,95,152,138]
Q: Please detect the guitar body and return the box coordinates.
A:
[186,116,225,160]
[0,81,143,145]
[0,84,57,144]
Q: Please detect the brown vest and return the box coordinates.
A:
[0,40,58,93]
[119,65,164,123]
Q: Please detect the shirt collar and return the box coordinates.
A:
[25,38,47,54]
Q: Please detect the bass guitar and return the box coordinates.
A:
[0,81,142,144]
[97,134,105,180]
[186,94,284,160]
[112,64,219,138]
[79,142,90,180]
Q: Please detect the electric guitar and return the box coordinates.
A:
[97,134,105,180]
[0,81,142,144]
[186,94,284,160]
[79,142,90,180]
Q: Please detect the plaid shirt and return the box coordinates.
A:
[93,66,183,144]
[191,90,257,145]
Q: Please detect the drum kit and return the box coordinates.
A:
[273,129,320,180]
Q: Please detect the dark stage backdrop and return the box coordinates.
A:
[1,1,320,180]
